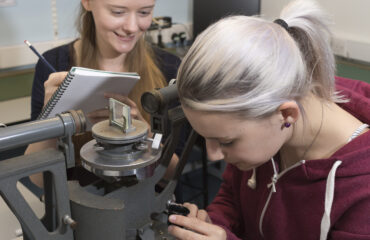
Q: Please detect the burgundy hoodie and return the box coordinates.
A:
[207,77,370,240]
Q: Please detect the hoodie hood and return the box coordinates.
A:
[304,76,370,180]
[335,76,370,124]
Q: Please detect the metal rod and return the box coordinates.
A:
[0,111,85,152]
[0,117,65,151]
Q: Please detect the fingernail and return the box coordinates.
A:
[169,215,176,221]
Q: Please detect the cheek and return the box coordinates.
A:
[138,16,153,31]
[93,13,119,32]
[252,135,284,161]
[231,143,264,163]
[104,18,123,31]
[232,134,282,164]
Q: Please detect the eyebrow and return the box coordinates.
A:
[206,137,233,141]
[108,5,155,9]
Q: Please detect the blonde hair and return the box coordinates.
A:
[177,0,345,118]
[76,5,166,122]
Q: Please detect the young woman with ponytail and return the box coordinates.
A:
[168,0,370,239]
[26,0,181,186]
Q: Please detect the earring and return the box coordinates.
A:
[284,122,291,128]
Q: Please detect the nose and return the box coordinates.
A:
[124,13,139,33]
[205,139,224,162]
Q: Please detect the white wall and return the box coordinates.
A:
[261,0,370,62]
[0,0,193,69]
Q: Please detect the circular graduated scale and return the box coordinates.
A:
[80,119,161,179]
[92,119,148,144]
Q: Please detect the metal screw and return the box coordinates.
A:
[14,228,23,237]
[63,215,77,229]
[135,142,148,151]
[93,142,105,151]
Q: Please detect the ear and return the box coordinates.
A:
[278,101,300,125]
[81,0,91,11]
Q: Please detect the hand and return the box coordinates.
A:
[43,72,68,105]
[168,203,227,240]
[86,108,109,125]
[184,202,211,222]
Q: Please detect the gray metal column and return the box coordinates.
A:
[0,149,74,240]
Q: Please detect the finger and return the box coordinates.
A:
[168,215,216,236]
[44,86,59,105]
[130,108,139,117]
[183,203,198,218]
[129,110,139,119]
[43,72,69,105]
[168,224,206,240]
[87,109,109,118]
[196,210,211,223]
[104,93,137,107]
[89,117,107,124]
[45,72,68,87]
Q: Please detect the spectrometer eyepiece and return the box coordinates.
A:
[141,83,178,114]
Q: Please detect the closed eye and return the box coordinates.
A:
[111,9,125,15]
[219,141,234,147]
[138,10,152,16]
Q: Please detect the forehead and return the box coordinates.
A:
[94,0,155,8]
[104,0,155,5]
[183,107,245,139]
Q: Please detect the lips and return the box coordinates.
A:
[114,32,135,42]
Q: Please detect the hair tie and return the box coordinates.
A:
[274,19,289,31]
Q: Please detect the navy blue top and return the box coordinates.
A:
[31,41,181,120]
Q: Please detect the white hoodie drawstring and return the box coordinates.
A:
[259,159,305,237]
[259,158,279,237]
[269,158,279,193]
[320,160,342,240]
[255,156,343,239]
[320,124,366,238]
[247,168,257,189]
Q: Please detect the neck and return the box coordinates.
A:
[97,54,127,72]
[280,94,365,169]
[95,36,127,71]
[96,45,127,72]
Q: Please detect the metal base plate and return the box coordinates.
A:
[80,139,161,178]
[92,119,148,144]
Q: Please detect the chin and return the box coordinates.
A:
[233,162,249,171]
[233,162,260,171]
[110,38,138,54]
[114,42,136,54]
[117,47,135,54]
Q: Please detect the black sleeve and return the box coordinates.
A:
[30,44,71,121]
[31,59,50,121]
[152,47,181,83]
[161,53,181,82]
